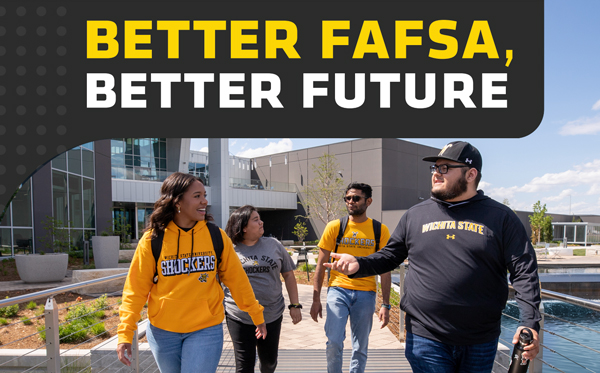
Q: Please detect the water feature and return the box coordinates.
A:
[501,300,600,372]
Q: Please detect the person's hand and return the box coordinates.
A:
[323,253,359,275]
[378,307,390,329]
[512,327,540,361]
[117,343,132,366]
[289,307,302,324]
[310,301,322,322]
[255,323,267,339]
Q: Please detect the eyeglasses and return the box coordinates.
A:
[430,164,469,174]
[344,195,365,203]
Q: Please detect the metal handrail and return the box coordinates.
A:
[539,288,600,312]
[0,272,128,308]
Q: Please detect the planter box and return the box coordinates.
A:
[15,253,69,283]
[92,236,120,269]
[72,268,129,295]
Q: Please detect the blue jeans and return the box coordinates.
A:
[146,323,223,373]
[325,286,376,373]
[405,332,499,373]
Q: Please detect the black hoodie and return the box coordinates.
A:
[351,190,541,345]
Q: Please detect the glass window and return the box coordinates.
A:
[68,149,82,175]
[12,180,32,227]
[112,153,124,167]
[553,225,564,241]
[82,142,94,151]
[126,138,133,155]
[52,152,67,171]
[13,228,33,254]
[140,138,151,157]
[82,149,94,178]
[69,175,83,228]
[576,225,586,243]
[160,141,166,158]
[0,228,12,256]
[133,138,141,155]
[141,156,153,168]
[70,230,83,250]
[53,171,68,224]
[0,205,10,226]
[83,178,95,229]
[566,225,575,242]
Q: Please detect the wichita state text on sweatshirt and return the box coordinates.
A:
[118,220,264,344]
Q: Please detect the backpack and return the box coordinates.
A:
[333,215,382,254]
[151,221,224,284]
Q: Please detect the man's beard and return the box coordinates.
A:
[431,174,468,201]
[347,204,367,216]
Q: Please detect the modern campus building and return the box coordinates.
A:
[1,137,599,256]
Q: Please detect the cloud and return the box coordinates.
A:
[478,181,492,190]
[486,186,519,201]
[559,115,600,135]
[235,139,294,158]
[198,146,208,152]
[545,189,574,202]
[517,161,600,193]
[593,99,600,111]
[586,183,600,195]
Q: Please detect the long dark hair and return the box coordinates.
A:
[225,205,257,245]
[146,172,212,238]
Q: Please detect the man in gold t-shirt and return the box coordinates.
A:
[310,182,391,373]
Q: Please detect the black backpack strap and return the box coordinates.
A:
[372,219,382,251]
[206,222,224,267]
[151,229,165,284]
[334,216,349,254]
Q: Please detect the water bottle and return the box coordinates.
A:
[508,328,533,373]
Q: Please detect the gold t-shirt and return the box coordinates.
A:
[318,218,390,292]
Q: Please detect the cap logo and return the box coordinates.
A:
[465,158,472,164]
[439,143,453,155]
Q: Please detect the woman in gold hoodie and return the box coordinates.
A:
[117,172,266,372]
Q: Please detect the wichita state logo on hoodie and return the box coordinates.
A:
[161,252,216,277]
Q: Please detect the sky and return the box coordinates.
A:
[191,1,600,216]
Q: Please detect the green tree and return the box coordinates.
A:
[299,154,346,226]
[292,220,309,243]
[40,216,71,253]
[528,201,553,244]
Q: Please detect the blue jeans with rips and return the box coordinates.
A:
[405,332,499,373]
[146,323,223,373]
[325,286,376,373]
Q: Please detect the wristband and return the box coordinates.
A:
[381,303,391,310]
[288,303,303,310]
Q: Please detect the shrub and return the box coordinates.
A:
[0,318,8,325]
[26,301,37,310]
[21,316,33,325]
[90,322,106,337]
[92,294,108,311]
[297,263,315,272]
[59,320,89,343]
[0,298,19,318]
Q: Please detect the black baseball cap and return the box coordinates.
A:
[422,141,482,173]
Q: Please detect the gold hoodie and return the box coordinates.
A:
[118,220,264,344]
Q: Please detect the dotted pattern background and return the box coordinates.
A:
[0,2,545,212]
[0,3,70,211]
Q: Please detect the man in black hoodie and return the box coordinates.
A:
[325,141,541,373]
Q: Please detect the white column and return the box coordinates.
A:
[208,139,230,228]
